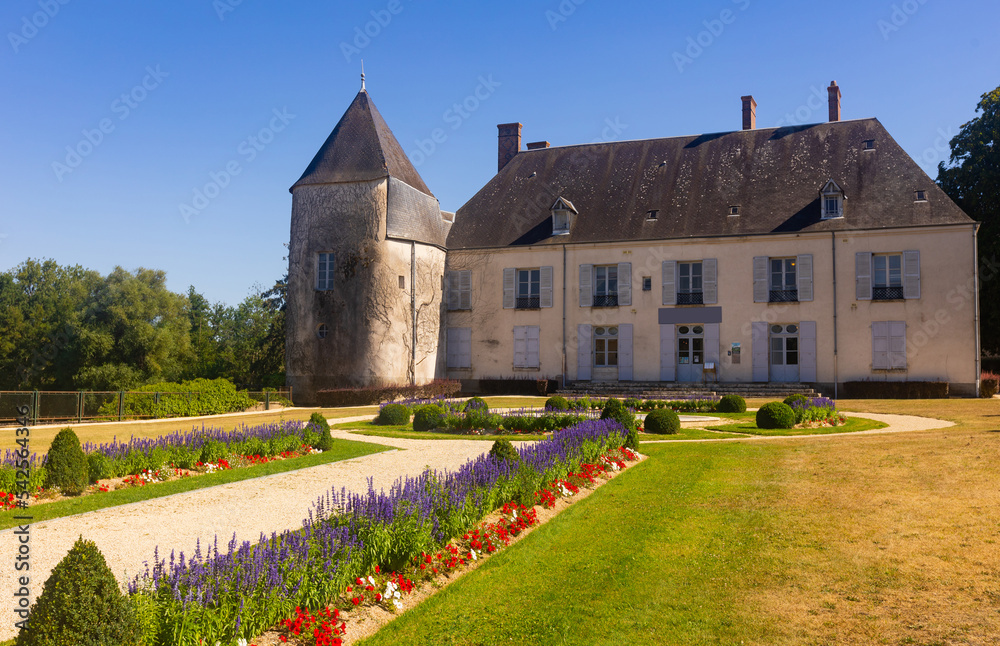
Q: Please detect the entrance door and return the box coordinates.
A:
[676,325,704,382]
[769,324,799,382]
[593,326,619,382]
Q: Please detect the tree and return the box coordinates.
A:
[937,85,1000,353]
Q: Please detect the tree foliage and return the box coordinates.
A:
[937,85,1000,353]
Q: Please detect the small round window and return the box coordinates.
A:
[678,326,690,335]
[771,325,783,334]
[692,325,704,334]
[316,324,329,339]
[786,324,798,334]
[595,327,606,335]
[608,327,618,336]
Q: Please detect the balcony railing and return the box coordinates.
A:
[515,296,540,309]
[769,289,799,303]
[676,291,704,305]
[592,294,619,307]
[873,286,904,300]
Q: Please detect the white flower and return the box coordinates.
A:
[393,591,400,599]
[470,549,477,561]
[393,599,403,610]
[511,509,517,519]
[237,639,248,646]
[368,575,376,586]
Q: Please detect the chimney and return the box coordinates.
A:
[828,81,842,122]
[497,122,522,172]
[526,141,550,150]
[741,95,756,130]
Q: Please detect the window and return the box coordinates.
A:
[872,254,903,300]
[770,324,799,366]
[863,139,875,150]
[398,276,406,289]
[872,321,906,370]
[550,197,576,235]
[513,326,540,369]
[642,276,652,291]
[516,269,540,309]
[677,262,703,305]
[316,323,329,340]
[447,327,471,369]
[729,205,740,216]
[646,210,659,221]
[915,190,927,201]
[769,258,798,302]
[594,265,618,307]
[820,179,845,219]
[446,270,471,310]
[594,326,619,367]
[317,252,335,290]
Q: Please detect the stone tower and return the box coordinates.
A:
[286,85,451,404]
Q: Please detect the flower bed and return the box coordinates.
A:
[789,397,846,426]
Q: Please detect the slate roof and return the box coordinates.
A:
[447,118,971,249]
[291,90,433,197]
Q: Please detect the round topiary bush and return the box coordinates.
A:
[600,398,637,432]
[716,394,747,413]
[375,403,411,426]
[783,393,809,407]
[413,404,445,432]
[545,395,570,411]
[756,402,796,429]
[43,428,88,496]
[644,408,681,435]
[464,396,489,412]
[15,536,141,646]
[488,438,520,465]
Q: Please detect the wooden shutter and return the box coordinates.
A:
[752,321,769,382]
[539,266,554,308]
[889,321,907,369]
[618,324,633,381]
[526,326,540,368]
[702,258,718,304]
[872,321,889,369]
[797,254,813,302]
[446,271,459,310]
[662,260,676,305]
[447,327,471,369]
[660,324,675,381]
[704,322,720,368]
[799,321,817,382]
[513,326,527,368]
[753,256,769,302]
[577,324,592,380]
[579,264,593,307]
[503,268,515,309]
[617,262,632,306]
[856,252,872,300]
[459,270,471,310]
[903,250,920,299]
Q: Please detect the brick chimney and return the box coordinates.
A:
[741,95,756,130]
[497,122,522,172]
[526,141,550,150]
[828,81,842,122]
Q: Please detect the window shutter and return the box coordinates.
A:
[579,264,593,307]
[618,324,633,381]
[753,257,769,303]
[617,262,632,306]
[662,261,676,306]
[872,321,889,369]
[660,324,676,381]
[527,326,540,368]
[752,321,769,382]
[503,268,515,309]
[577,325,592,380]
[539,266,554,308]
[903,250,920,299]
[797,254,813,302]
[799,321,817,382]
[856,252,873,300]
[459,270,472,310]
[447,327,471,369]
[702,258,718,304]
[704,322,720,368]
[889,321,907,369]
[446,271,459,310]
[513,326,527,368]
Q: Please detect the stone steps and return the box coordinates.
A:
[559,381,822,400]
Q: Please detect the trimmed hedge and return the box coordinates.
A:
[309,412,334,451]
[756,402,796,429]
[644,409,680,435]
[782,394,809,407]
[43,428,88,496]
[841,381,948,399]
[464,397,489,412]
[97,378,256,419]
[316,380,461,407]
[488,439,520,465]
[545,395,570,411]
[375,404,411,425]
[413,404,446,432]
[716,394,747,413]
[475,378,558,396]
[600,398,637,432]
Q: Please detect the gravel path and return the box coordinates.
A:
[0,410,952,641]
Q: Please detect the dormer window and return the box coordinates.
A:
[820,179,845,219]
[915,190,927,202]
[550,196,577,236]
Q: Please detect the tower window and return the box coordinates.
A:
[317,252,335,290]
[399,275,406,289]
[316,323,329,340]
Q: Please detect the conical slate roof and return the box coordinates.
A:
[291,90,433,196]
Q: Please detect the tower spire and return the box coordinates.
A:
[360,60,366,91]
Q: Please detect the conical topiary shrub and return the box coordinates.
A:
[43,428,88,496]
[15,536,141,646]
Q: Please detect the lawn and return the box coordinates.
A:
[356,398,1000,645]
[705,413,888,436]
[332,420,548,442]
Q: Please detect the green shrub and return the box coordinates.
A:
[756,402,796,429]
[413,404,446,432]
[716,394,747,413]
[464,396,489,412]
[600,398,637,432]
[168,444,197,469]
[375,403,411,426]
[623,397,642,410]
[488,439,520,465]
[43,428,88,496]
[145,447,169,471]
[545,395,570,411]
[625,427,639,451]
[86,453,112,484]
[199,440,227,464]
[14,537,141,646]
[96,377,256,420]
[308,412,334,451]
[783,393,809,408]
[309,412,330,434]
[644,409,680,435]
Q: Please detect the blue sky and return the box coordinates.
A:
[1,0,997,306]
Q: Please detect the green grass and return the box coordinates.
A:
[358,441,785,645]
[333,420,547,442]
[640,426,746,441]
[0,439,392,530]
[706,414,887,436]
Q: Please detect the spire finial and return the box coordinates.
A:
[360,60,366,91]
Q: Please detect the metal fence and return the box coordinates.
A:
[0,389,293,426]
